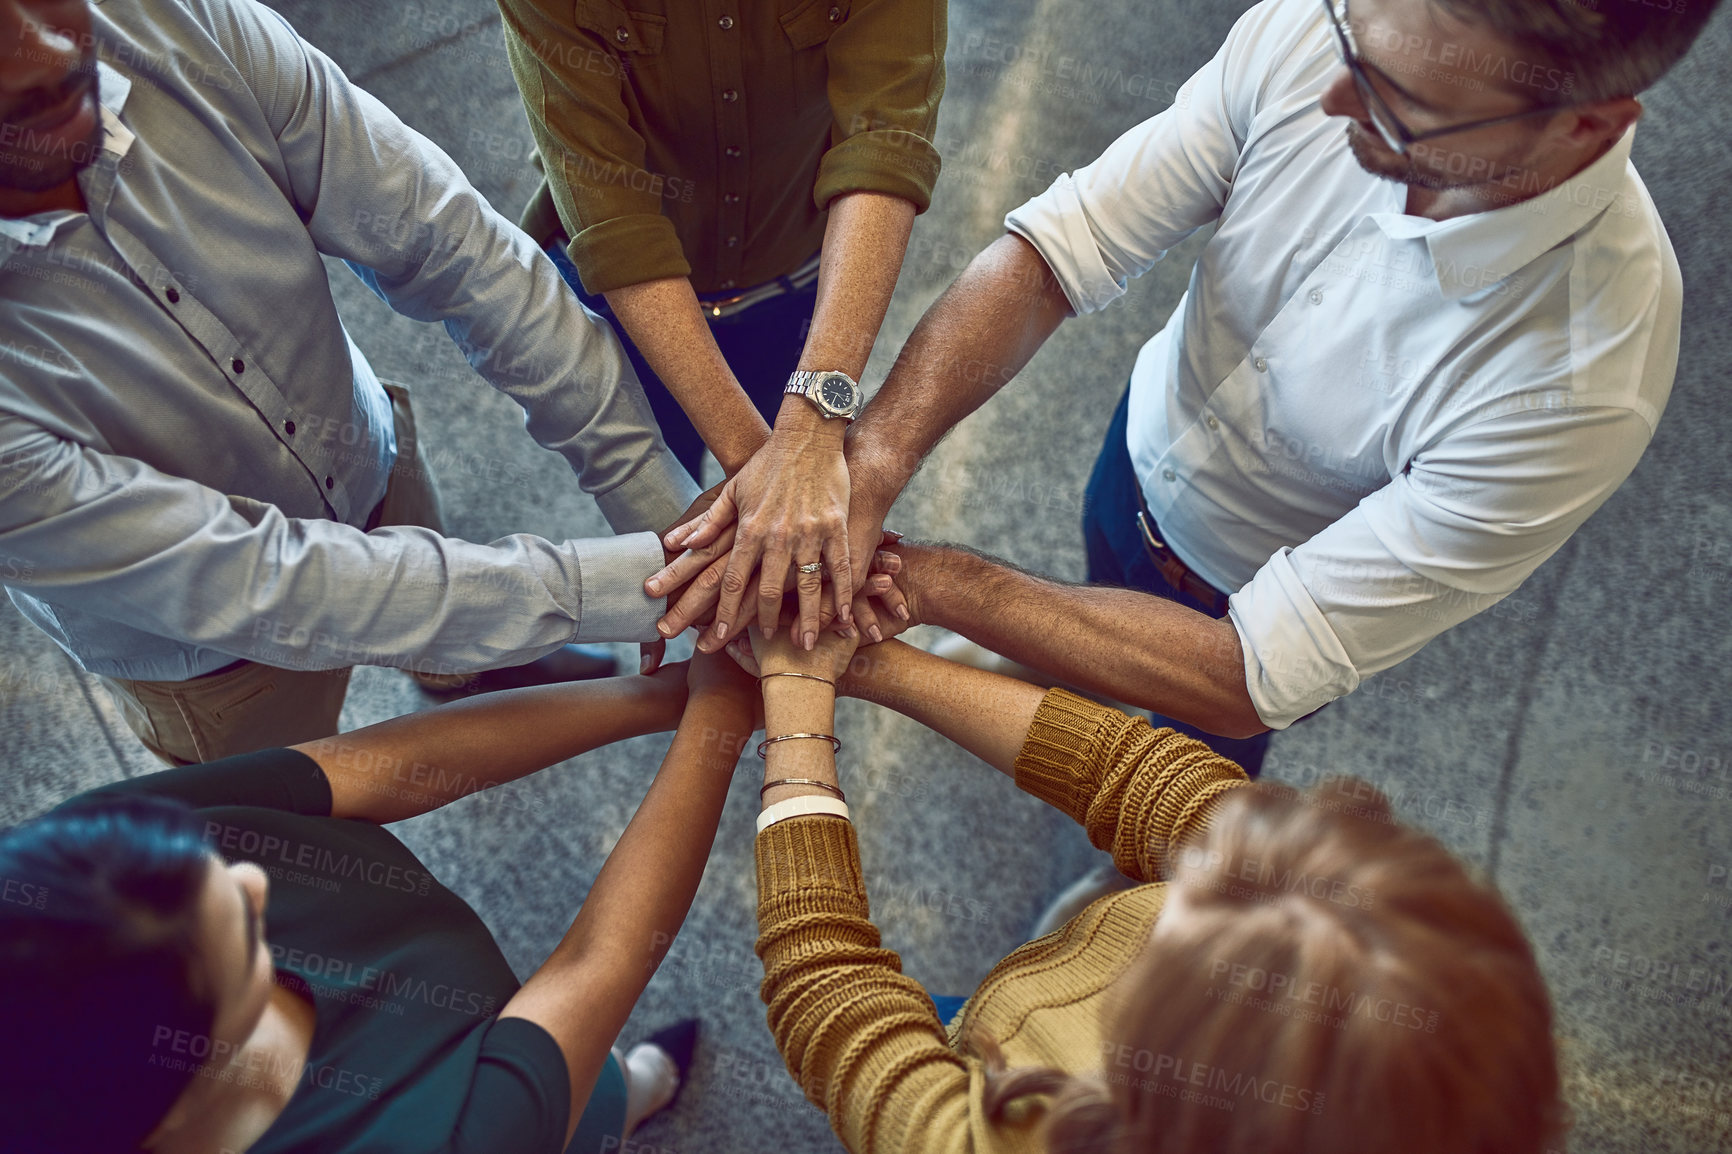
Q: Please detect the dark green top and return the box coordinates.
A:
[497,0,947,294]
[82,749,587,1154]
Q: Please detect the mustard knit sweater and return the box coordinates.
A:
[753,688,1252,1153]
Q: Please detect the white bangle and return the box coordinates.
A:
[756,794,851,834]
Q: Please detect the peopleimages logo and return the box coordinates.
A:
[203,821,433,896]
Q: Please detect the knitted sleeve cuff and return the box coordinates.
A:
[1013,687,1136,825]
[755,813,870,921]
[566,213,692,295]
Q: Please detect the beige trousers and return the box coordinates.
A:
[101,385,446,765]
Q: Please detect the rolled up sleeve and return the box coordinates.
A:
[1229,403,1653,728]
[1001,0,1277,315]
[496,0,691,294]
[815,0,946,213]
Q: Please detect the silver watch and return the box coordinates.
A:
[784,370,862,421]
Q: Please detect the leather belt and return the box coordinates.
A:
[695,251,822,321]
[1134,487,1229,617]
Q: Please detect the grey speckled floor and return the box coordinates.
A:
[5,2,1731,1151]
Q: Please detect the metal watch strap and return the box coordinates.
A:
[785,370,861,421]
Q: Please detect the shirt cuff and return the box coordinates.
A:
[1227,548,1362,730]
[572,531,668,643]
[591,448,700,537]
[1003,173,1130,315]
[567,213,691,295]
[815,130,942,214]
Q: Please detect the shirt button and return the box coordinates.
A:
[717,14,734,29]
[721,88,738,103]
[725,145,742,158]
[324,475,335,490]
[725,235,740,247]
[231,358,245,374]
[828,5,842,20]
[284,419,296,435]
[1253,357,1269,373]
[1206,415,1219,430]
[164,286,180,304]
[615,25,629,42]
[1162,468,1176,482]
[719,280,737,290]
[1308,288,1324,305]
[723,193,741,205]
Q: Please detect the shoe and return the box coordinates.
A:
[633,1018,700,1113]
[412,644,619,697]
[1028,861,1135,940]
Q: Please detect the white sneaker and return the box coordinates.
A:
[1028,861,1135,939]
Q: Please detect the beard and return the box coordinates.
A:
[1343,122,1520,194]
[0,57,104,193]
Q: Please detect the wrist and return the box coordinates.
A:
[775,395,849,446]
[897,542,951,629]
[716,422,773,476]
[842,435,907,521]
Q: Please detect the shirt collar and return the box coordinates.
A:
[1368,125,1638,301]
[0,62,134,250]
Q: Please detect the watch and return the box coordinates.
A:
[784,370,863,421]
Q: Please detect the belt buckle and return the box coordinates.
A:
[1136,509,1169,555]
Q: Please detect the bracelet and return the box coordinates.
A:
[757,794,851,834]
[756,733,842,759]
[759,778,846,802]
[759,671,835,688]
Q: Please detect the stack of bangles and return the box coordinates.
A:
[756,672,849,833]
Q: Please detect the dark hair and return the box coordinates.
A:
[0,795,219,1154]
[1430,0,1723,101]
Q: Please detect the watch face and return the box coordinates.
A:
[819,373,855,412]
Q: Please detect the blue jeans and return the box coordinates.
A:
[546,241,818,480]
[1081,387,1271,777]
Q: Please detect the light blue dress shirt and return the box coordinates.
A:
[0,0,699,681]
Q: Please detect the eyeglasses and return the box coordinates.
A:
[1321,0,1568,156]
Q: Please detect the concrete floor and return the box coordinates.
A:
[5,1,1731,1150]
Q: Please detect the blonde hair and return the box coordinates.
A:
[984,779,1567,1154]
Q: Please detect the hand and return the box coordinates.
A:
[749,605,861,686]
[652,530,904,652]
[685,646,763,729]
[665,421,852,651]
[643,483,742,672]
[840,533,908,647]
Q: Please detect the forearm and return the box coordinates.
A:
[502,688,752,1144]
[838,639,1042,775]
[754,817,972,1154]
[604,278,771,472]
[797,191,916,379]
[846,232,1073,517]
[297,668,688,822]
[910,543,1268,739]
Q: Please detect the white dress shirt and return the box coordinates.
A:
[1005,0,1679,728]
[0,0,699,681]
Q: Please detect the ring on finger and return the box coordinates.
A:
[797,561,823,575]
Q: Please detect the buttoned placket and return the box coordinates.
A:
[706,0,747,287]
[81,104,356,523]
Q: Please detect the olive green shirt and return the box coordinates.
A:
[498,0,946,295]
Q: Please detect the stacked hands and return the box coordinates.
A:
[644,457,915,670]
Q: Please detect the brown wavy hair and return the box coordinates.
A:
[980,779,1567,1154]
